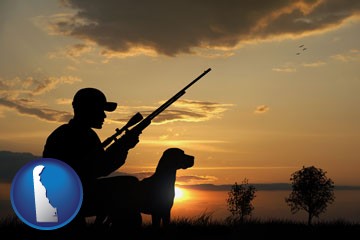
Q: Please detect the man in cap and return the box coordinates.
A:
[43,87,141,229]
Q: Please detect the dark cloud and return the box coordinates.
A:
[52,0,360,56]
[0,151,40,183]
[138,109,206,123]
[105,171,152,180]
[0,75,80,123]
[0,97,72,123]
[107,171,216,184]
[176,175,216,184]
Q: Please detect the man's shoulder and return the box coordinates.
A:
[44,123,71,140]
[50,123,72,134]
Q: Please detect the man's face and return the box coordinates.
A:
[86,107,106,129]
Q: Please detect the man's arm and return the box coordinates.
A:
[99,131,139,176]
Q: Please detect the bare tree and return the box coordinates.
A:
[285,166,335,225]
[226,178,256,222]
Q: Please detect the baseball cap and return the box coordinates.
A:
[72,88,117,112]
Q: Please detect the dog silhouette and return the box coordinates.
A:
[139,148,194,227]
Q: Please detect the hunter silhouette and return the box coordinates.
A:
[43,87,141,229]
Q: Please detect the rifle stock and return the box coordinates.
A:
[102,68,211,148]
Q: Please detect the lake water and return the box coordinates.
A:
[144,188,360,224]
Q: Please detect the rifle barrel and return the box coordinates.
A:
[145,68,211,122]
[103,68,211,148]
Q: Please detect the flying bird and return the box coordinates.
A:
[296,45,307,55]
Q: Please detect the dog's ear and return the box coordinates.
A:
[157,148,186,171]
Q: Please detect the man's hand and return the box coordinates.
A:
[104,130,140,172]
[119,131,139,150]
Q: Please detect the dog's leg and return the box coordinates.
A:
[162,211,171,227]
[151,214,161,228]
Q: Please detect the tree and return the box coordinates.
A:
[226,178,256,222]
[285,166,335,226]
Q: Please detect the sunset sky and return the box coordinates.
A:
[1,0,360,187]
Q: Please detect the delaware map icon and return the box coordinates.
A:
[10,158,83,230]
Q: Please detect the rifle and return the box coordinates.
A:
[102,68,212,148]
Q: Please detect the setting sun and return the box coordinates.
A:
[174,186,187,202]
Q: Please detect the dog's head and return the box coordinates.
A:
[157,148,194,171]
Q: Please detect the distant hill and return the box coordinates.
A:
[0,150,40,182]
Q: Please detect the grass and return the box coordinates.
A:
[1,213,359,239]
